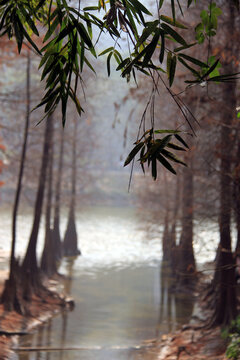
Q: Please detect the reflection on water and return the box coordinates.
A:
[156,264,194,336]
[0,206,196,359]
[17,258,195,360]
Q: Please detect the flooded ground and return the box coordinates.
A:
[16,261,194,360]
[0,206,218,359]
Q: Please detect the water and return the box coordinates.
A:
[0,206,211,359]
[16,261,194,360]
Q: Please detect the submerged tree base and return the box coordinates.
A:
[0,270,74,336]
[62,211,81,257]
[0,261,69,316]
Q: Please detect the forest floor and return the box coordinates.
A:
[138,325,228,360]
[0,257,231,360]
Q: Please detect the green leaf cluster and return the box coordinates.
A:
[195,2,222,44]
[0,0,46,54]
[124,128,188,180]
[224,316,240,360]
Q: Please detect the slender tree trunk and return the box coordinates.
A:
[162,171,170,262]
[177,155,196,287]
[52,126,65,261]
[169,175,180,274]
[41,118,57,277]
[63,118,81,256]
[1,50,31,313]
[21,114,53,297]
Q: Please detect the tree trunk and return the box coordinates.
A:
[234,139,240,254]
[169,175,181,274]
[63,118,81,257]
[1,50,31,313]
[177,156,196,287]
[52,125,65,261]
[41,117,57,277]
[210,3,237,327]
[21,114,53,298]
[162,171,170,262]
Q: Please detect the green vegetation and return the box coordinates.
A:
[223,316,240,360]
[0,1,239,177]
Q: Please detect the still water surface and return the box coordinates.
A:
[0,206,214,359]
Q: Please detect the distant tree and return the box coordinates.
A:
[40,114,57,277]
[1,49,31,313]
[63,117,81,257]
[21,114,53,302]
[177,153,196,287]
[52,125,65,262]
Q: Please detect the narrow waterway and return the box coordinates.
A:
[17,260,194,360]
[0,206,217,359]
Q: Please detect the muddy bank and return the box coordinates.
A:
[0,254,231,360]
[139,326,228,360]
[0,268,73,360]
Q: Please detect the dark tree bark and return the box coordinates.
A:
[40,117,57,277]
[177,155,196,287]
[234,138,240,254]
[1,50,31,313]
[52,125,65,261]
[21,114,53,299]
[209,3,237,327]
[63,118,81,257]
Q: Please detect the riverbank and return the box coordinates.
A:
[0,254,231,360]
[0,267,73,360]
[140,325,228,360]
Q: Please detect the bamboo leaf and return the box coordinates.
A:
[136,20,159,48]
[166,142,186,151]
[17,6,39,36]
[160,15,187,29]
[76,22,94,48]
[140,145,145,173]
[159,0,164,9]
[161,149,187,166]
[154,129,180,134]
[99,47,115,56]
[174,43,196,52]
[171,0,175,23]
[143,31,160,65]
[178,53,207,68]
[167,52,172,80]
[201,58,220,79]
[124,142,145,166]
[157,154,177,174]
[174,134,189,148]
[128,0,152,16]
[107,51,113,76]
[159,29,165,63]
[161,23,187,46]
[151,156,157,180]
[178,56,200,78]
[169,54,177,87]
[43,16,59,42]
